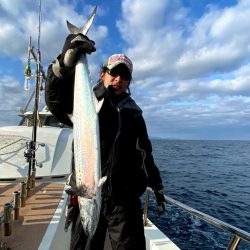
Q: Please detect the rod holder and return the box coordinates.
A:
[0,241,8,250]
[26,175,32,196]
[31,167,36,188]
[13,191,20,220]
[20,181,27,207]
[3,203,12,236]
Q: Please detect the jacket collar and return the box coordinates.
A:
[93,81,142,113]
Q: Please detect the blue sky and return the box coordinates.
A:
[0,0,250,140]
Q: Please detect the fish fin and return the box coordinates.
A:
[94,96,104,114]
[68,114,74,124]
[98,176,107,187]
[66,20,82,34]
[66,6,97,35]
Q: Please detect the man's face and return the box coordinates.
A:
[101,64,131,95]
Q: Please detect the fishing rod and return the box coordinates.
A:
[24,0,46,191]
[32,0,42,148]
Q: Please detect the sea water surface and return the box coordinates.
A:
[147,140,250,250]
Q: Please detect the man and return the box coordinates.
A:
[45,34,166,250]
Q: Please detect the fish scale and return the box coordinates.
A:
[67,6,106,238]
[73,52,102,238]
[73,54,100,198]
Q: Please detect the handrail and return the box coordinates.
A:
[146,188,250,250]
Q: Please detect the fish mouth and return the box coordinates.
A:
[83,193,96,199]
[72,185,95,198]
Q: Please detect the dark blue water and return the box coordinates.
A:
[148,140,250,250]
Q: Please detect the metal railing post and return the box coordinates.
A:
[143,190,150,226]
[227,235,241,250]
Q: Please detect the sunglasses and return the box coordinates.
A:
[106,67,131,81]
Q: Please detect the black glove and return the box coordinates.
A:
[154,189,166,215]
[60,33,96,67]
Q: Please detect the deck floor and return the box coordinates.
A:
[0,182,64,250]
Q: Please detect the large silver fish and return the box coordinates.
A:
[67,6,106,238]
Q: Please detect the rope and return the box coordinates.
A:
[0,137,27,156]
[0,145,26,156]
[0,138,24,151]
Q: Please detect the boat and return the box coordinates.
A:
[1,111,250,250]
[0,3,250,250]
[0,109,72,250]
[0,3,180,250]
[0,95,180,250]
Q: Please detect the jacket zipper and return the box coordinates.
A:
[108,106,122,197]
[105,94,130,198]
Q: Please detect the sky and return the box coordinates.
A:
[0,0,250,140]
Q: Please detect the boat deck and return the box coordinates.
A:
[0,182,65,250]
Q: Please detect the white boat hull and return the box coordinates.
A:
[0,125,180,250]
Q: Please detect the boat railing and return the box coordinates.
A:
[146,188,250,250]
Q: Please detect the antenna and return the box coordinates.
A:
[38,0,42,52]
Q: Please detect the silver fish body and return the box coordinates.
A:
[67,6,104,238]
[73,54,104,238]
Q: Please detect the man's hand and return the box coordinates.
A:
[154,189,166,215]
[60,33,96,67]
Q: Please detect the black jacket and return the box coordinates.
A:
[45,61,163,203]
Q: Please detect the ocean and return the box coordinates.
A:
[147,140,250,250]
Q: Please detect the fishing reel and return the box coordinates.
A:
[24,140,45,167]
[24,140,35,161]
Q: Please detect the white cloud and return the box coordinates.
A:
[118,0,250,80]
[0,0,108,64]
[1,0,250,139]
[115,0,250,139]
